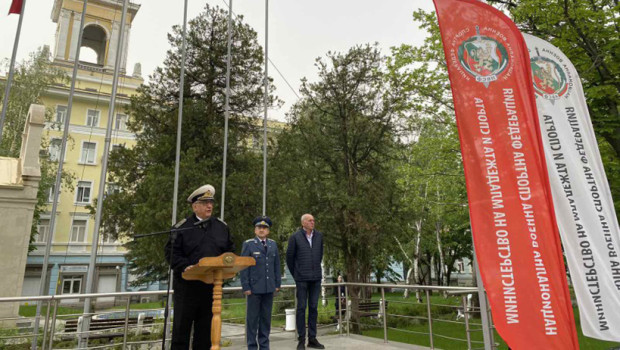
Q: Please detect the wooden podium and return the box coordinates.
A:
[182,252,255,350]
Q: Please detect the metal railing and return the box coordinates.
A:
[0,283,494,350]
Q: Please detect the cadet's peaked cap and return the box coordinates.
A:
[253,215,272,228]
[187,184,216,203]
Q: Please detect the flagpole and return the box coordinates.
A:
[0,0,27,145]
[164,0,188,347]
[262,0,268,216]
[221,0,233,221]
[79,0,129,347]
[473,246,495,350]
[31,1,89,347]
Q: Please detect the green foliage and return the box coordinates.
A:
[387,11,471,287]
[104,4,278,286]
[270,44,407,286]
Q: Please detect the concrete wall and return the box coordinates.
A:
[0,105,45,326]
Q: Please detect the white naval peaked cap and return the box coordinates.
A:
[187,184,216,203]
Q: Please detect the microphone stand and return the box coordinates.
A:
[134,224,198,350]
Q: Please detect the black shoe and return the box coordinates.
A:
[307,338,325,349]
[297,340,306,350]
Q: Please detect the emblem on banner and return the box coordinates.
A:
[457,26,510,87]
[530,48,572,103]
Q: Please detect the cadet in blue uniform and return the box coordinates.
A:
[240,216,281,350]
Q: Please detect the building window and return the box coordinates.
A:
[115,114,128,131]
[56,105,67,125]
[112,144,125,153]
[48,185,57,203]
[107,183,120,196]
[62,276,82,294]
[75,181,92,204]
[86,109,100,127]
[49,138,62,161]
[70,219,87,242]
[36,219,50,243]
[80,142,96,164]
[102,232,116,244]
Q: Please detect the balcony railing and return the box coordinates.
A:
[0,283,495,350]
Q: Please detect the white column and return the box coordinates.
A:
[105,21,120,70]
[120,25,131,72]
[68,14,83,61]
[54,10,71,60]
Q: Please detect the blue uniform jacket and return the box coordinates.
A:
[240,237,282,294]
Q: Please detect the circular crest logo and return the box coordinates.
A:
[457,29,509,86]
[530,56,568,101]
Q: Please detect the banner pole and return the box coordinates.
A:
[473,246,494,350]
[80,0,129,346]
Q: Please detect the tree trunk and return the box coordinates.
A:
[435,222,448,289]
[414,220,422,302]
[404,267,414,298]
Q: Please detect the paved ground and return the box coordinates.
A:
[222,323,431,350]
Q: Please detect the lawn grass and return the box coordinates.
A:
[110,300,164,310]
[18,304,82,317]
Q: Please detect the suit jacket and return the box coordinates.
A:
[240,237,282,294]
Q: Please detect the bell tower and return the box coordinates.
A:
[50,0,140,72]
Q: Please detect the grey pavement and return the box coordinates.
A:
[221,323,432,350]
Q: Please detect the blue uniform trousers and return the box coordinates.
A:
[295,281,321,339]
[246,292,274,349]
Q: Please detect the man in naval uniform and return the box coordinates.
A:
[240,216,281,350]
[164,184,235,350]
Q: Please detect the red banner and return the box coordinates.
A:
[432,0,579,348]
[8,0,23,15]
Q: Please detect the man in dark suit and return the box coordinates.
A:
[164,184,235,350]
[286,214,325,350]
[240,216,281,350]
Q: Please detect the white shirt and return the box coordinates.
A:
[305,230,314,248]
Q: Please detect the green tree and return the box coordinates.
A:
[103,4,277,286]
[270,44,406,321]
[388,10,471,296]
[0,47,73,250]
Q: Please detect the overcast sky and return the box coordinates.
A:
[1,0,435,120]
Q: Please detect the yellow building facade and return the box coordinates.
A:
[23,0,146,302]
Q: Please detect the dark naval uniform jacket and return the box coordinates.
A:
[165,214,235,289]
[240,237,282,294]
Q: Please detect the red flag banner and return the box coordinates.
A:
[8,0,23,15]
[432,0,579,348]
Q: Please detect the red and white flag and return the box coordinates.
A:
[432,0,579,348]
[8,0,23,15]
